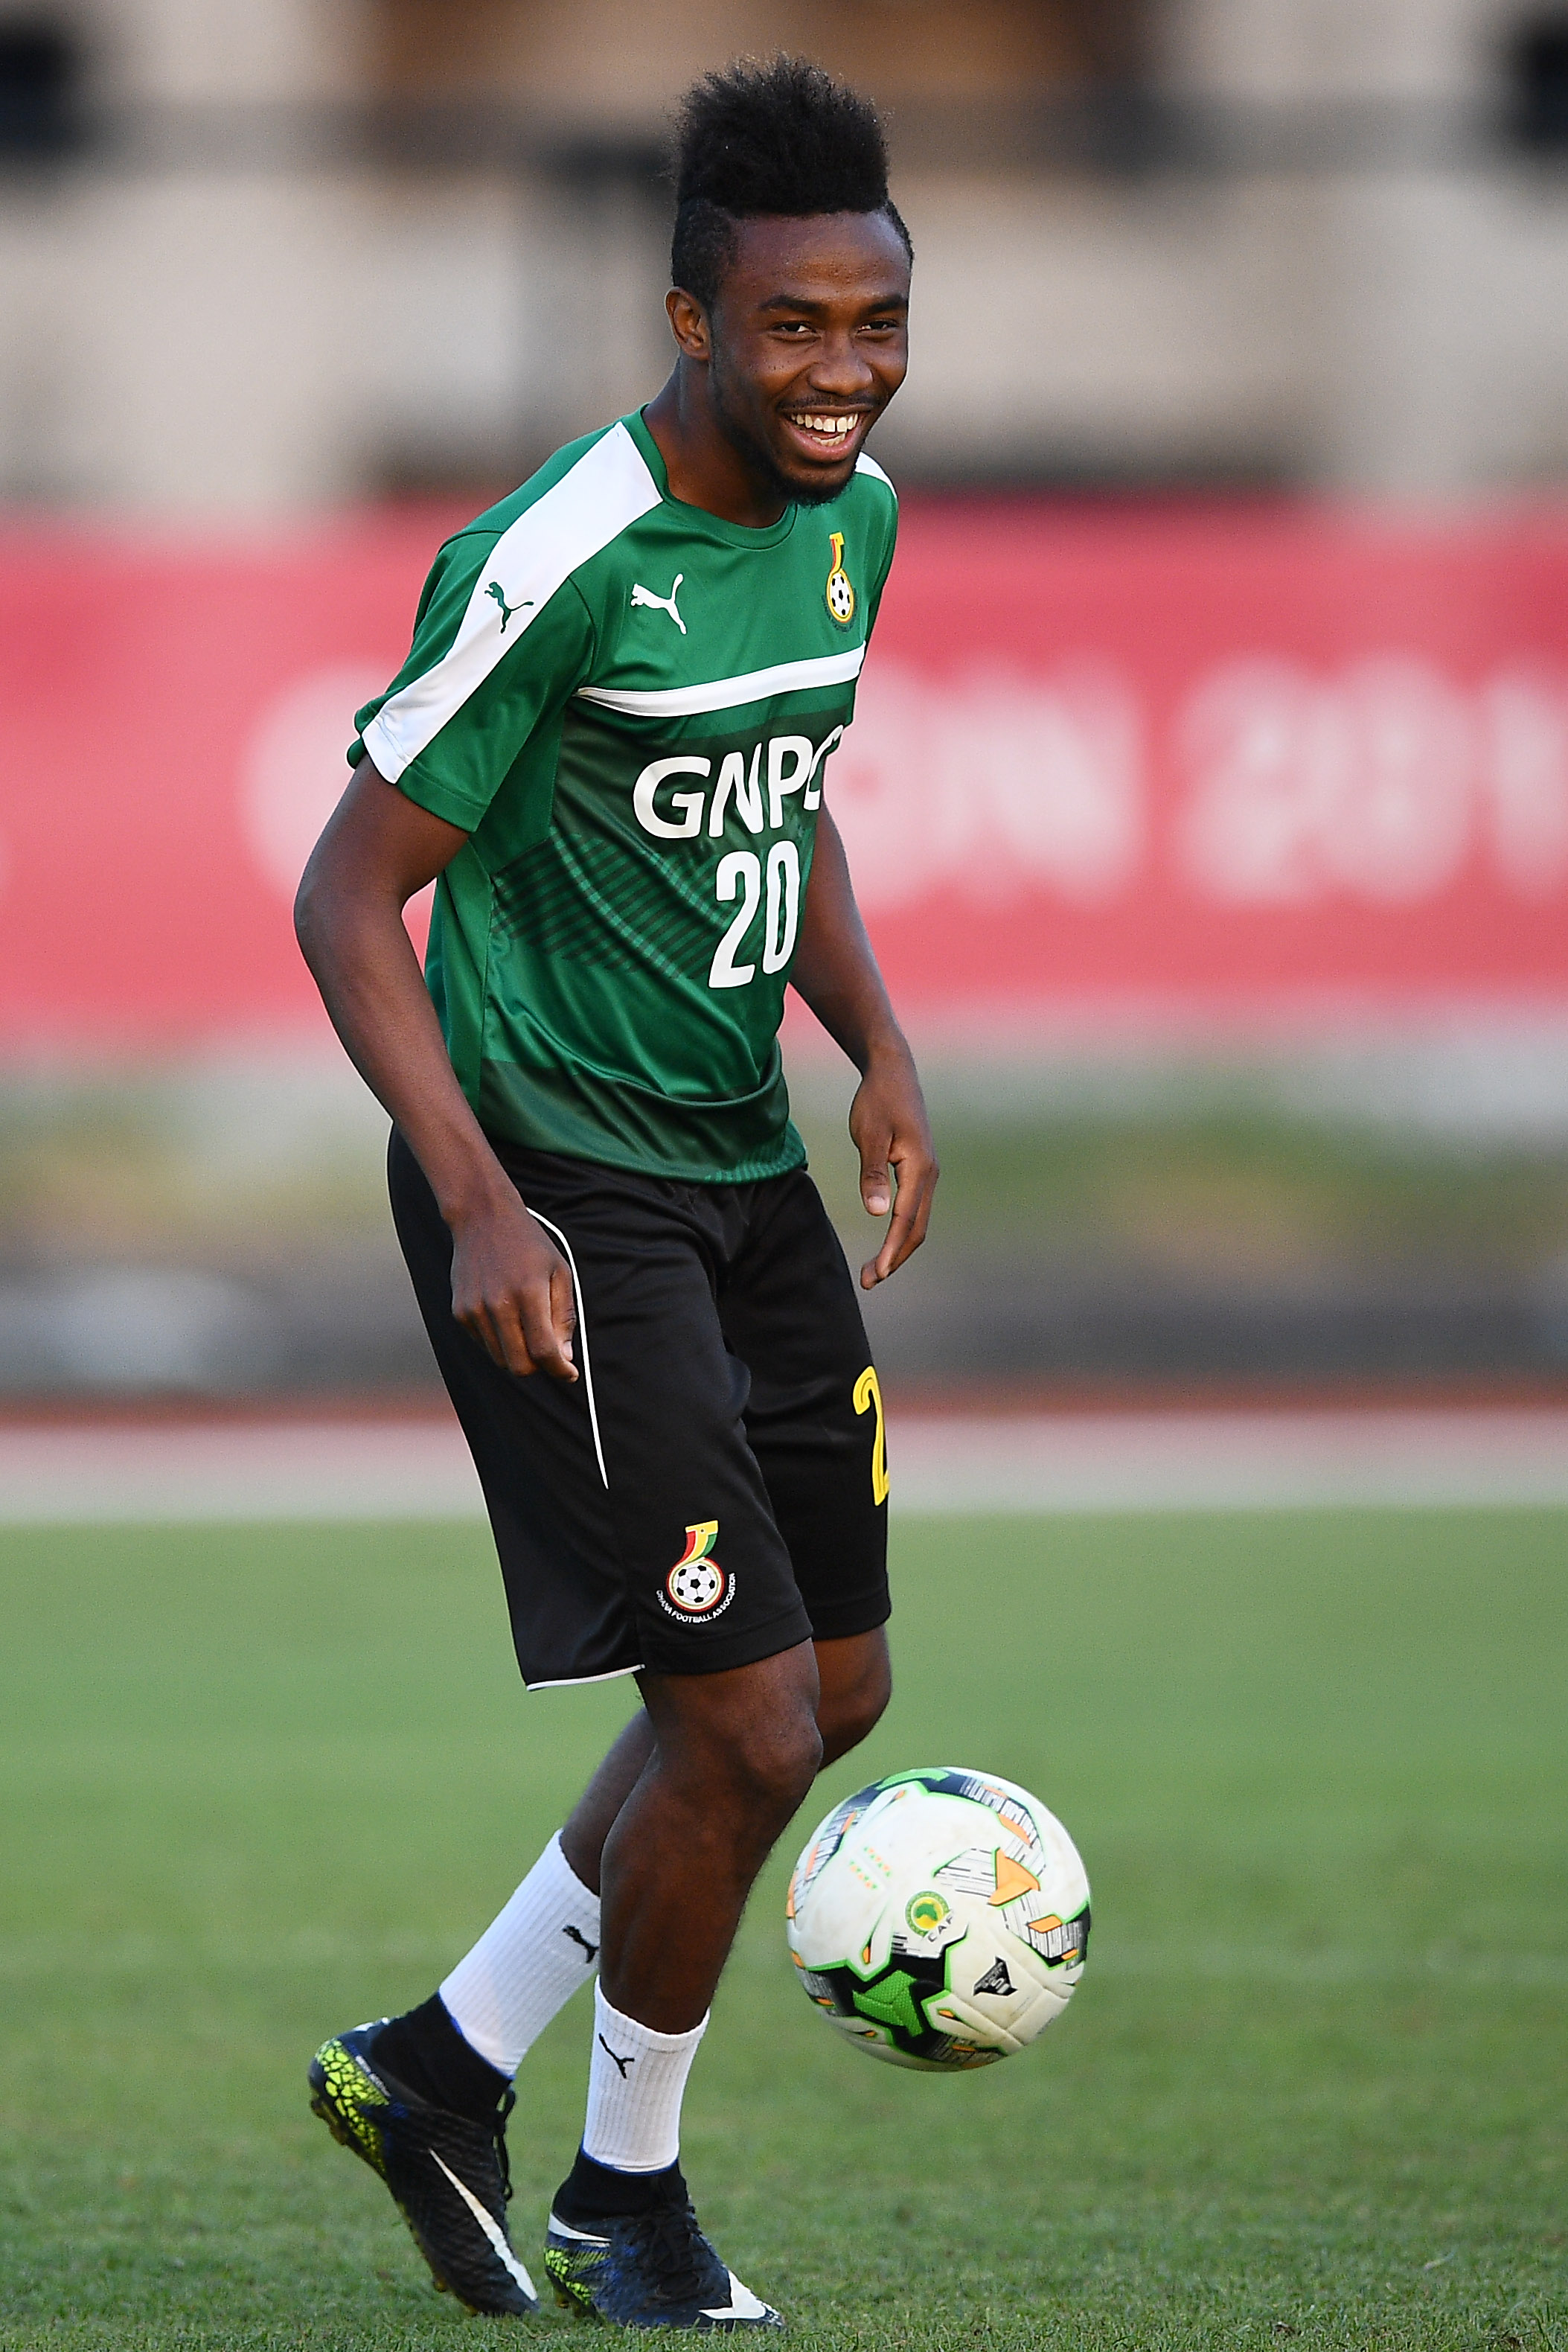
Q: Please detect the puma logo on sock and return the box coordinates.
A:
[598,2035,636,2078]
[563,1924,599,1963]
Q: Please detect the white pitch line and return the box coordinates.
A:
[4,1410,1568,1524]
[886,1409,1568,1513]
[0,1421,485,1524]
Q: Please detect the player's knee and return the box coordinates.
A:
[651,1643,823,1831]
[817,1637,892,1765]
[724,1707,823,1827]
[820,1672,890,1764]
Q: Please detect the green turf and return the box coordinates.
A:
[1,1510,1564,2350]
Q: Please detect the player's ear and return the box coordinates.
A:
[667,286,711,361]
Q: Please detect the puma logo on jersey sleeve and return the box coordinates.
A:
[486,581,532,631]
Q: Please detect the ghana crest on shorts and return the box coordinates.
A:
[353,410,897,1183]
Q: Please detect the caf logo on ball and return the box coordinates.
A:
[662,1520,733,1619]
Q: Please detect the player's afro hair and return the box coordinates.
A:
[671,57,912,310]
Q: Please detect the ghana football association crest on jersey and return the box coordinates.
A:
[825,532,855,626]
[661,1520,735,1622]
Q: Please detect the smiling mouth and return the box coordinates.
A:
[781,411,869,456]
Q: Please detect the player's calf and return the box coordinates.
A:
[599,1655,822,2017]
[549,1654,819,2326]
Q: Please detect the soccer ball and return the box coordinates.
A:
[784,1766,1089,2071]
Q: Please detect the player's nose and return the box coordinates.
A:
[805,334,879,399]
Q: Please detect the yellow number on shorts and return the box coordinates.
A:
[853,1366,889,1506]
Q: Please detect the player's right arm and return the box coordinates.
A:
[294,762,578,1384]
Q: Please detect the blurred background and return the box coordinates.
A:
[9,31,1567,2343]
[4,0,1568,1405]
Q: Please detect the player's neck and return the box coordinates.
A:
[641,370,790,532]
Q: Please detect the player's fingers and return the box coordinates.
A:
[549,1262,581,1381]
[858,1136,892,1218]
[486,1294,543,1378]
[897,1153,939,1257]
[864,1198,916,1287]
[519,1267,578,1384]
[863,1158,935,1287]
[453,1296,516,1372]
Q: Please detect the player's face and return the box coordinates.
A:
[703,211,911,508]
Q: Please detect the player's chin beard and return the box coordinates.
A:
[711,369,854,511]
[782,459,855,511]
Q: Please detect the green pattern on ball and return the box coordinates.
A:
[851,1970,924,2037]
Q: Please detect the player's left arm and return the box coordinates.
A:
[791,807,938,1290]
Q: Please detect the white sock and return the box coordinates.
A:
[581,1984,708,2173]
[440,1831,601,2076]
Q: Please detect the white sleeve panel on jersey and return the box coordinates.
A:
[854,450,897,498]
[362,422,662,784]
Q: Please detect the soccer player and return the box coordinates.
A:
[295,56,933,2333]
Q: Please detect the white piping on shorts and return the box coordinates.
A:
[527,1209,609,1492]
[519,1211,644,1692]
[526,1661,646,1693]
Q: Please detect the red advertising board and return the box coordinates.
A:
[3,501,1567,1049]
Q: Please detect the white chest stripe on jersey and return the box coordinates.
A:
[577,642,866,720]
[364,422,661,784]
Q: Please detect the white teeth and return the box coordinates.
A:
[796,415,855,437]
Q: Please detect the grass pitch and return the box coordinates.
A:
[1,1506,1564,2351]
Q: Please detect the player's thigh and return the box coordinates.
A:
[386,1128,633,1689]
[719,1171,889,1645]
[496,1150,815,1681]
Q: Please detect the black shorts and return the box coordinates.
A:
[388,1130,890,1690]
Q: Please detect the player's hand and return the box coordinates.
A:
[848,1042,938,1290]
[447,1189,579,1381]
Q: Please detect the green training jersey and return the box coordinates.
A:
[351,409,898,1183]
